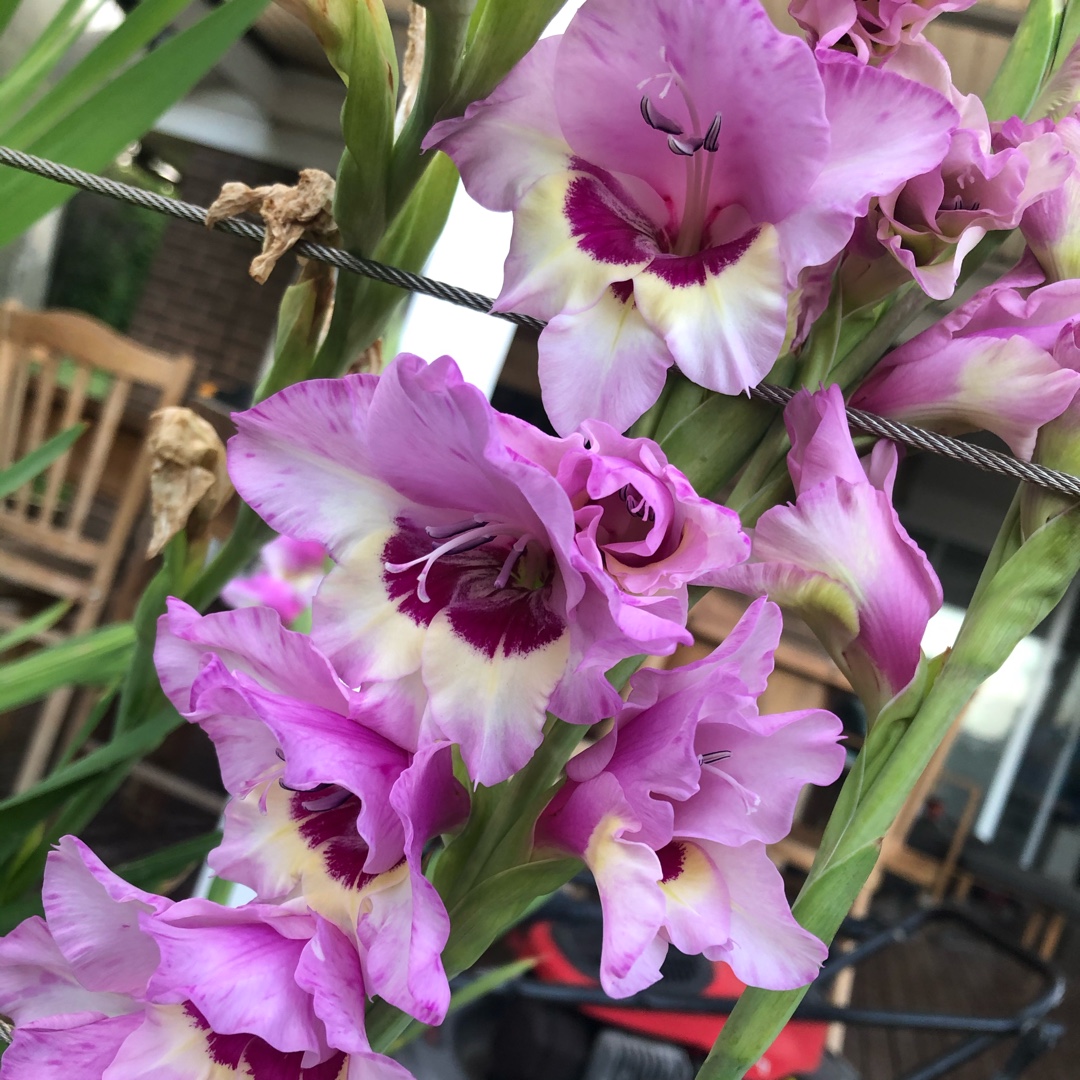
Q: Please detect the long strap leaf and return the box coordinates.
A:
[0,620,134,713]
[2,0,197,149]
[0,599,71,655]
[0,0,271,247]
[0,0,23,41]
[0,421,85,500]
[0,0,106,125]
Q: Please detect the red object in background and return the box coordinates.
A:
[514,921,829,1079]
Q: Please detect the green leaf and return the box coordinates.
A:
[443,857,580,976]
[1,0,197,149]
[0,891,43,935]
[385,1,473,220]
[0,703,181,884]
[314,151,460,377]
[953,501,1080,677]
[983,0,1066,120]
[0,599,70,655]
[0,760,131,904]
[0,422,85,500]
[0,0,105,126]
[54,684,119,767]
[114,829,222,894]
[452,0,569,112]
[0,0,272,247]
[0,621,134,712]
[0,699,179,816]
[334,0,397,253]
[255,275,325,401]
[0,0,23,40]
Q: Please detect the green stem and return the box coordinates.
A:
[181,504,273,612]
[385,2,475,222]
[437,718,583,907]
[826,284,924,388]
[727,458,791,527]
[651,370,712,444]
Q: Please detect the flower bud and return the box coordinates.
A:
[1022,321,1080,537]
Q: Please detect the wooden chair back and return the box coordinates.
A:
[0,303,193,789]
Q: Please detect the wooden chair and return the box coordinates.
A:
[0,303,193,791]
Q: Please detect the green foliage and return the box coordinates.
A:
[0,621,133,712]
[0,599,70,655]
[0,421,84,500]
[115,829,223,894]
[2,0,194,148]
[983,0,1066,120]
[452,0,568,113]
[0,0,272,247]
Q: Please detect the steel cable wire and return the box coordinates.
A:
[4,144,1080,500]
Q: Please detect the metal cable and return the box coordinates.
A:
[4,144,1080,501]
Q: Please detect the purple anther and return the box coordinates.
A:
[698,750,732,765]
[640,95,684,136]
[703,112,722,153]
[300,786,353,813]
[427,517,486,540]
[668,134,704,156]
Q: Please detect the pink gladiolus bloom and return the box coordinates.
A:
[852,259,1080,459]
[424,0,957,434]
[228,353,748,785]
[996,112,1080,284]
[222,535,329,625]
[872,95,1070,300]
[719,387,942,715]
[155,600,468,1027]
[790,0,977,63]
[537,599,845,996]
[0,836,410,1080]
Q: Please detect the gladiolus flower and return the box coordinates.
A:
[228,353,748,785]
[790,0,977,64]
[852,260,1080,459]
[424,0,957,433]
[222,534,329,625]
[0,836,410,1079]
[537,599,845,996]
[719,386,942,715]
[155,600,468,1027]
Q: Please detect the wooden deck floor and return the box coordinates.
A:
[840,902,1078,1080]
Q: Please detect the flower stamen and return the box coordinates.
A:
[385,523,498,603]
[640,95,684,136]
[494,534,535,590]
[385,517,540,602]
[698,750,732,765]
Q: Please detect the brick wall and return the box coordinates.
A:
[125,143,299,406]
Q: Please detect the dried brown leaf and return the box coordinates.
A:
[205,169,338,284]
[397,4,426,131]
[146,407,232,558]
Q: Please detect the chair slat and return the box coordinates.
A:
[39,362,91,527]
[65,375,131,537]
[0,344,30,474]
[13,352,58,516]
[0,333,18,469]
[1,304,195,791]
